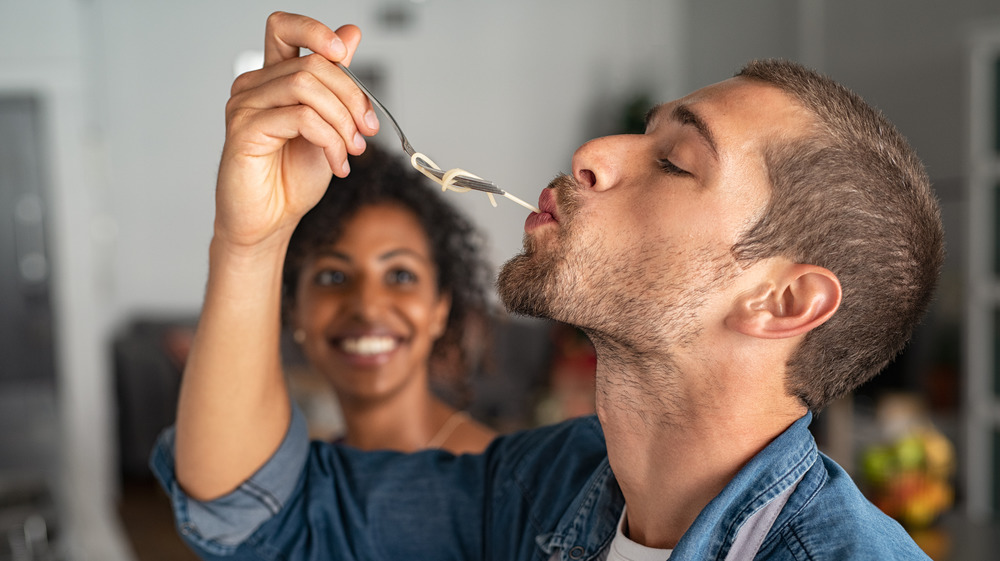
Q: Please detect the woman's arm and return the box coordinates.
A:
[173,236,291,500]
[173,11,380,500]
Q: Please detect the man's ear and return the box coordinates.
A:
[726,264,841,340]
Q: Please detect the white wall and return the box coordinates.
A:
[93,0,687,320]
[0,1,131,560]
[686,0,801,89]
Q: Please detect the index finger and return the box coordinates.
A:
[262,12,362,67]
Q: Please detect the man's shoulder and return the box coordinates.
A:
[766,454,930,560]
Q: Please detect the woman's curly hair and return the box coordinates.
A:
[282,144,493,394]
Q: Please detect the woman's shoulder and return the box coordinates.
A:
[488,415,607,477]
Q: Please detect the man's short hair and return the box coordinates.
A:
[732,59,944,411]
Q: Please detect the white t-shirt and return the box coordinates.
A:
[604,506,672,561]
[550,506,672,561]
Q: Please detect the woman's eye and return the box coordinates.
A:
[658,158,690,176]
[386,269,418,285]
[314,270,347,286]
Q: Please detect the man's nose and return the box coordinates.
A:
[571,134,636,192]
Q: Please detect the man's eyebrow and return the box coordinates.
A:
[645,103,719,160]
[643,103,665,130]
[672,104,719,159]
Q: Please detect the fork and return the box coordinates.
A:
[336,62,505,196]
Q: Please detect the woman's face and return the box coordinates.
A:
[293,204,450,405]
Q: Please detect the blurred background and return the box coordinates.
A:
[1,0,998,559]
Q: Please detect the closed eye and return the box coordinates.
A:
[658,158,690,176]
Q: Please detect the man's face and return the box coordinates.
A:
[497,78,813,352]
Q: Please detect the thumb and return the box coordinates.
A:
[334,24,363,66]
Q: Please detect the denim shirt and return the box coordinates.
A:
[151,408,930,560]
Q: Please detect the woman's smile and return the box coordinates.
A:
[293,204,450,399]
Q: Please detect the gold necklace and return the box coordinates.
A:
[425,410,468,448]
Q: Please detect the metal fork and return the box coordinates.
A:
[336,62,504,196]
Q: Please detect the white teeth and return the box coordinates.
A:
[340,336,397,355]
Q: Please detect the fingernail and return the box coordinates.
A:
[364,110,379,130]
[353,131,366,151]
[330,36,347,59]
[341,160,351,175]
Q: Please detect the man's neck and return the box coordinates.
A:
[593,352,805,549]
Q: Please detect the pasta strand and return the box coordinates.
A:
[410,152,540,213]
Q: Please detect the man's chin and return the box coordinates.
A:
[496,251,554,319]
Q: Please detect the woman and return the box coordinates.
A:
[281,145,497,454]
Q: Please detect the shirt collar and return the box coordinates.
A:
[667,411,817,559]
[538,412,817,561]
[537,456,624,560]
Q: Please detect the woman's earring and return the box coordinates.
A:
[293,329,306,344]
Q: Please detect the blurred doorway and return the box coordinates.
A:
[0,94,62,559]
[0,95,56,388]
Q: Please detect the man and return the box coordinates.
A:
[154,12,941,560]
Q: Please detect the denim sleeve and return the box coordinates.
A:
[149,405,309,558]
[152,411,607,560]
